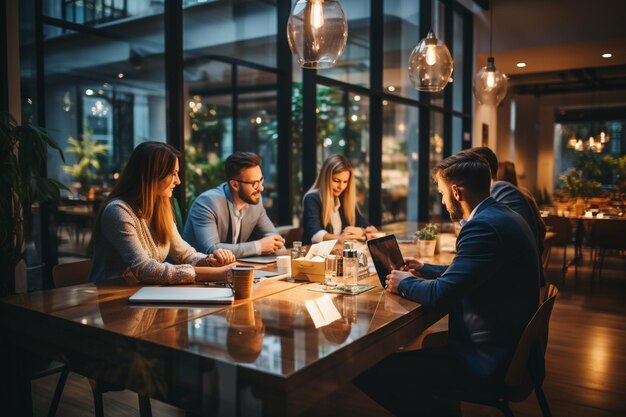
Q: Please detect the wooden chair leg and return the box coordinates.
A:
[494,400,515,417]
[138,395,152,417]
[47,368,69,417]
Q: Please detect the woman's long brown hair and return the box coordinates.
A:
[94,141,180,245]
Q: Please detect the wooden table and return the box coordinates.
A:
[0,260,447,416]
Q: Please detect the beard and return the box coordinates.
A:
[446,195,464,222]
[238,187,261,205]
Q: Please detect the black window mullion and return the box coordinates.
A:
[369,0,383,227]
[443,0,453,159]
[418,0,432,222]
[231,63,238,152]
[164,0,185,215]
[302,69,317,192]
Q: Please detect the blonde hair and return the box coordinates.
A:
[94,141,179,245]
[306,154,356,227]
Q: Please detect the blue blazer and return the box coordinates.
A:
[491,181,547,286]
[398,197,540,385]
[302,191,371,245]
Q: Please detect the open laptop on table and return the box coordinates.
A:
[129,287,234,304]
[367,234,406,287]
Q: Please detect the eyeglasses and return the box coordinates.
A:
[232,176,264,190]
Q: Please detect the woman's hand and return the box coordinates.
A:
[195,265,234,282]
[343,226,365,241]
[209,248,236,266]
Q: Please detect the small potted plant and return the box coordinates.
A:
[415,223,438,258]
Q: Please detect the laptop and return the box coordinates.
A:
[237,254,277,264]
[367,234,406,287]
[129,287,234,304]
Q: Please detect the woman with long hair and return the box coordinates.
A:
[496,161,519,186]
[302,154,377,244]
[90,141,235,284]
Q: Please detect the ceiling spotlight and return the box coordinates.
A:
[601,53,612,59]
[516,62,527,68]
[85,89,94,96]
[117,73,125,78]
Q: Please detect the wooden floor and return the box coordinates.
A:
[32,246,626,416]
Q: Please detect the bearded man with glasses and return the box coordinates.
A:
[184,152,284,258]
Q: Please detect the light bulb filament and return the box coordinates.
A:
[425,45,437,66]
[311,1,324,29]
[486,71,496,88]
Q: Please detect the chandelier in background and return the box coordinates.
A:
[473,0,508,106]
[287,0,348,69]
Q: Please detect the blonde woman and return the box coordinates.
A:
[90,141,235,284]
[302,154,377,244]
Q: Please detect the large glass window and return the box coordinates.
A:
[42,16,166,258]
[322,0,370,87]
[382,102,419,225]
[429,110,444,221]
[383,0,420,100]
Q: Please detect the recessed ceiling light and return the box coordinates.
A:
[516,62,527,68]
[602,52,612,59]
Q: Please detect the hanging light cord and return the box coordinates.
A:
[489,0,493,57]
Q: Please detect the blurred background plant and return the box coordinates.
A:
[62,128,108,199]
[415,223,439,240]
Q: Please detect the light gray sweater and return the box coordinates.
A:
[89,199,206,284]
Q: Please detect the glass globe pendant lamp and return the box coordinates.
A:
[473,0,508,106]
[407,30,454,92]
[473,57,508,105]
[287,0,348,69]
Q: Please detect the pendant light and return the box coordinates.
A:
[287,0,348,69]
[473,0,508,106]
[408,30,454,92]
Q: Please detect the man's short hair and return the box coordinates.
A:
[433,150,492,196]
[467,146,498,179]
[225,152,262,180]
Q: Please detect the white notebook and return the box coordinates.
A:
[129,287,234,304]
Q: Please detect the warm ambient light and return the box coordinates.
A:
[601,52,612,59]
[516,62,527,68]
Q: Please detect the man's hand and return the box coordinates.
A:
[208,248,236,266]
[402,256,425,277]
[259,235,285,254]
[385,270,414,294]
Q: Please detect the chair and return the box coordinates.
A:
[453,284,559,417]
[587,219,626,287]
[542,233,555,279]
[544,215,576,288]
[284,227,304,248]
[50,260,152,417]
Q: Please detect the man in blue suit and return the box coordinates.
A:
[469,146,547,286]
[355,151,540,417]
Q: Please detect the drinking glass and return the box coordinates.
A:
[324,255,338,287]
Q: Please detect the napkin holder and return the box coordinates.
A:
[291,258,325,283]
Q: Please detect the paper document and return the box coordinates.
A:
[304,239,338,260]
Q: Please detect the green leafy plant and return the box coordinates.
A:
[604,154,626,192]
[63,128,108,198]
[415,223,439,240]
[1,112,68,296]
[559,168,602,198]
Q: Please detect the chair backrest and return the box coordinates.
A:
[544,215,572,245]
[504,284,559,395]
[587,219,626,250]
[541,233,555,273]
[52,259,93,288]
[284,227,304,248]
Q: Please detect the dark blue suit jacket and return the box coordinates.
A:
[491,181,546,286]
[301,191,371,245]
[398,197,540,386]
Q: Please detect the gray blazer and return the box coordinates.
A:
[183,182,277,258]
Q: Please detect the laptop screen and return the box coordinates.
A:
[367,234,406,287]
